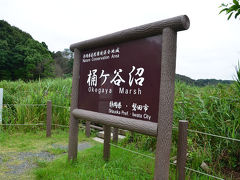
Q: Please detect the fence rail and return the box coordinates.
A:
[187,128,240,142]
[3,102,240,142]
[4,103,240,143]
[172,126,240,143]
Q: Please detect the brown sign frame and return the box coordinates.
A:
[68,15,190,180]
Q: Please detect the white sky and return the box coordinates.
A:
[0,0,239,80]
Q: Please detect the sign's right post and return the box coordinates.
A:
[154,27,177,180]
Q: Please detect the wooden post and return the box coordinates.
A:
[176,120,188,180]
[113,127,119,143]
[68,48,81,161]
[46,100,52,137]
[154,27,177,180]
[85,121,91,137]
[103,125,111,161]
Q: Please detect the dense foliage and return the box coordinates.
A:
[121,81,240,177]
[0,20,54,81]
[1,78,71,127]
[53,49,73,77]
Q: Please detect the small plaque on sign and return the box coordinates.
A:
[78,35,162,123]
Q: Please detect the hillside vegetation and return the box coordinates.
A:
[175,74,233,86]
[0,20,54,81]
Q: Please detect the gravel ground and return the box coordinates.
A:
[0,142,93,179]
[52,142,93,151]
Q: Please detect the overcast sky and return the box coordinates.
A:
[0,0,239,80]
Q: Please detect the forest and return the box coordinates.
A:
[0,20,73,81]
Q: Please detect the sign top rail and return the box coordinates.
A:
[70,15,190,51]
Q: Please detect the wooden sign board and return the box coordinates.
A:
[78,36,162,123]
[68,15,190,179]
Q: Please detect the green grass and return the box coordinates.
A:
[0,129,231,179]
[33,139,225,180]
[0,129,94,180]
[34,144,154,180]
[0,129,90,153]
[1,78,71,127]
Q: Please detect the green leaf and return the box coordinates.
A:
[235,11,240,18]
[219,8,229,14]
[226,8,233,14]
[228,12,234,19]
[230,5,239,11]
[233,0,239,6]
[219,3,227,8]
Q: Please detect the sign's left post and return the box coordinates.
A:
[0,88,3,125]
[68,49,81,161]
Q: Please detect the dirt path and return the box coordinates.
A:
[0,142,93,180]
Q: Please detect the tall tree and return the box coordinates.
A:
[53,49,73,77]
[0,20,54,81]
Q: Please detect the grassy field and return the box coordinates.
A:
[34,143,155,180]
[0,129,220,180]
[0,78,240,179]
[0,129,92,179]
[1,78,72,128]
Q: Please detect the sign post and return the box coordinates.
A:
[0,88,3,124]
[68,15,190,179]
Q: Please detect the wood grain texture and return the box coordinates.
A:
[176,120,188,180]
[103,125,111,161]
[70,15,190,51]
[68,48,80,161]
[72,109,157,136]
[46,100,52,137]
[154,28,177,180]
